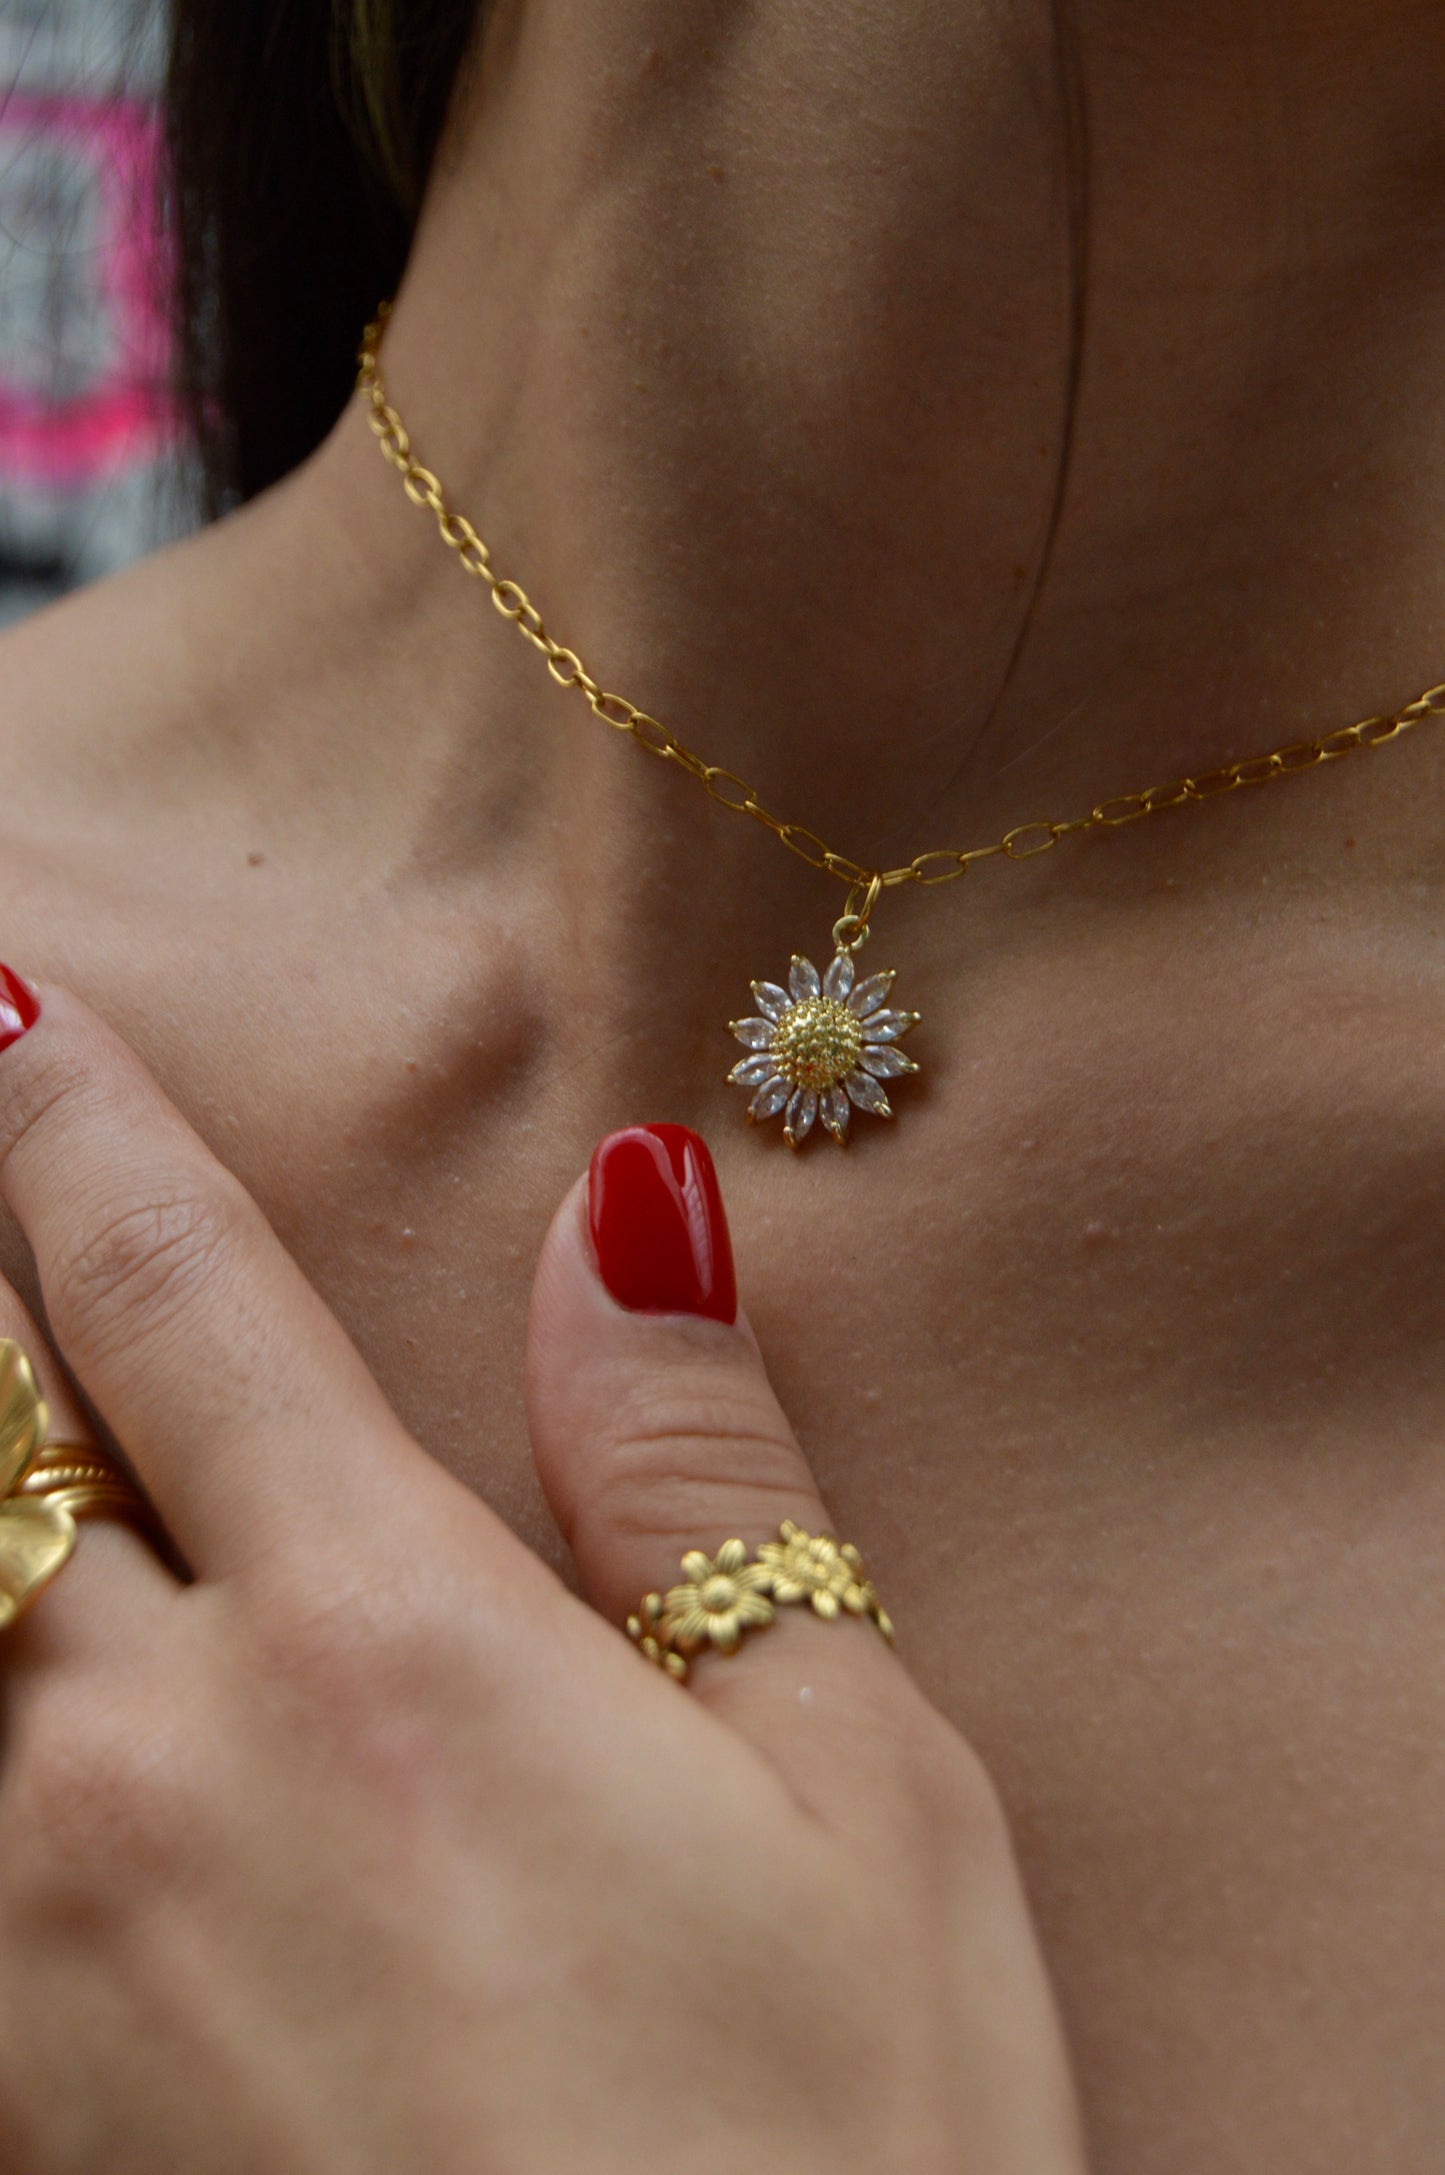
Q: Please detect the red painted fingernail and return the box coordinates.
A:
[588,1125,737,1324]
[0,966,39,1054]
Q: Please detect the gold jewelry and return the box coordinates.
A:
[358,301,1445,1147]
[0,1342,161,1630]
[627,1521,894,1684]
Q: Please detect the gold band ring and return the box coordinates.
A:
[626,1521,894,1684]
[0,1341,162,1631]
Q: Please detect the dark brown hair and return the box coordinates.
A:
[164,1,482,511]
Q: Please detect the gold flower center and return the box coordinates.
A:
[771,997,862,1093]
[701,1575,740,1614]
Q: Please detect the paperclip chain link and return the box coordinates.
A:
[358,303,1445,911]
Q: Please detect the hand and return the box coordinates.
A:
[0,982,1085,2174]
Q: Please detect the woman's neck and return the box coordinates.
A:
[273,0,1445,906]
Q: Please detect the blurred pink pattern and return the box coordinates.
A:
[0,1,190,621]
[0,90,175,482]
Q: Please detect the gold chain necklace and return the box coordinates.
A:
[358,301,1444,1149]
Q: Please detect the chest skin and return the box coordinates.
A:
[0,791,1442,2175]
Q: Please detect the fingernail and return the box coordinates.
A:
[588,1125,737,1324]
[0,966,39,1054]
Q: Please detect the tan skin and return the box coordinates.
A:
[2,0,1445,2163]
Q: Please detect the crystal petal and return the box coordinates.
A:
[848,970,896,1018]
[860,1008,918,1042]
[789,955,821,1002]
[748,1076,790,1123]
[859,1043,918,1078]
[783,1088,818,1146]
[845,1070,892,1117]
[730,1017,777,1050]
[823,951,854,1002]
[729,1052,779,1087]
[751,980,792,1022]
[857,1035,914,1070]
[821,1084,851,1142]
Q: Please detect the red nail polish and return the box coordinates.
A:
[588,1125,737,1324]
[0,966,39,1054]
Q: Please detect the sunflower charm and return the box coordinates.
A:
[727,947,920,1146]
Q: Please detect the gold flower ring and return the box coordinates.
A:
[626,1522,894,1684]
[0,1341,164,1631]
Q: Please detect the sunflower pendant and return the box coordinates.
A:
[727,946,920,1147]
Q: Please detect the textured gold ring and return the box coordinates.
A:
[0,1341,163,1631]
[627,1521,894,1684]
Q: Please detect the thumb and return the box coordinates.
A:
[525,1125,902,1767]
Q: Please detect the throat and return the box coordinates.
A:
[281,0,1445,979]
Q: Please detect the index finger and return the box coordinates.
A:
[0,978,442,1577]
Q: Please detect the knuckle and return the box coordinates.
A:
[46,1182,243,1358]
[233,1530,534,1782]
[241,1546,463,1731]
[586,1380,807,1543]
[5,1680,205,1910]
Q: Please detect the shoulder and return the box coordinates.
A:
[0,483,277,849]
[0,542,182,775]
[0,521,246,947]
